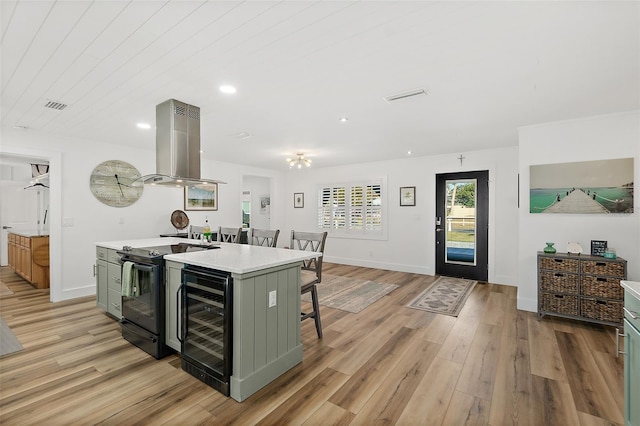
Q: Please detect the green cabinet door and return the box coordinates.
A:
[626,319,640,426]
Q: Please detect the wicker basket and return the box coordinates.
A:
[540,292,578,317]
[580,297,623,324]
[581,276,623,299]
[539,257,579,273]
[581,260,625,277]
[540,271,579,294]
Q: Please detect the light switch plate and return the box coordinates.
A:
[268,290,277,308]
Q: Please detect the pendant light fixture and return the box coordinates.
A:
[286,153,311,169]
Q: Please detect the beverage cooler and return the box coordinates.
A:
[180,264,232,396]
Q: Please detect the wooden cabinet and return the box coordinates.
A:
[95,246,122,320]
[7,233,49,288]
[538,252,627,326]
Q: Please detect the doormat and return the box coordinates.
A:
[302,274,398,314]
[406,276,477,317]
[0,316,23,357]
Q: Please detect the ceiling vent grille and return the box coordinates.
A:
[383,88,428,104]
[44,100,68,110]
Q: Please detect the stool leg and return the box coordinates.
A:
[310,285,323,338]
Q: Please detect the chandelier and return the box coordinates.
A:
[286,153,311,169]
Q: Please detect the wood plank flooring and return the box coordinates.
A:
[0,264,624,425]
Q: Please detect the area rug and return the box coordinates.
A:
[0,281,13,296]
[0,316,23,357]
[302,274,398,314]
[407,276,477,317]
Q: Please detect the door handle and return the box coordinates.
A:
[2,226,12,229]
[435,228,443,232]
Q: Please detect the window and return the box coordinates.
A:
[318,179,385,239]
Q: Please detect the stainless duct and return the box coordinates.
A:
[140,99,225,186]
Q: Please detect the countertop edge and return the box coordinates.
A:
[621,280,640,301]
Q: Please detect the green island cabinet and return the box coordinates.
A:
[622,281,640,426]
[95,246,123,320]
[165,259,303,402]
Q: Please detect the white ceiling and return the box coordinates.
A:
[1,1,638,171]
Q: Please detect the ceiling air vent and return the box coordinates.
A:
[44,100,68,110]
[383,88,428,104]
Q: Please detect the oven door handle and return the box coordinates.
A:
[177,283,183,344]
[132,263,156,273]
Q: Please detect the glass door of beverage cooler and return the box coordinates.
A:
[181,266,232,394]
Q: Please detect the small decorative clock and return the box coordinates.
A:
[90,160,144,207]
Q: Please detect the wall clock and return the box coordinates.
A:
[90,160,144,207]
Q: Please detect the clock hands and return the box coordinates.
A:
[114,174,125,197]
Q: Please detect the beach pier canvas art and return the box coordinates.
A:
[530,158,634,214]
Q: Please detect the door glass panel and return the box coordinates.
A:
[445,179,477,265]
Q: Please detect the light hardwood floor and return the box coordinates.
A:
[0,264,624,425]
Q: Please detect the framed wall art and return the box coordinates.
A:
[184,184,218,211]
[529,157,634,214]
[400,186,416,206]
[294,192,304,208]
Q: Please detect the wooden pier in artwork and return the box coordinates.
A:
[544,189,609,213]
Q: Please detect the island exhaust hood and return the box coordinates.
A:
[139,99,225,186]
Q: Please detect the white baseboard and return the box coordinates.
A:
[323,256,433,276]
[517,296,537,313]
[55,285,96,302]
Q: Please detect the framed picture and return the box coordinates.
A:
[400,186,416,206]
[590,240,607,257]
[529,157,634,214]
[294,192,304,208]
[184,184,218,211]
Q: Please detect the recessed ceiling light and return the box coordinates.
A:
[407,150,413,155]
[339,117,349,123]
[219,85,237,94]
[137,123,151,129]
[13,125,28,130]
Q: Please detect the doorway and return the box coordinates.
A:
[435,170,489,281]
[241,175,272,231]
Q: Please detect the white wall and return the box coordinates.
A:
[517,111,640,312]
[1,126,284,301]
[283,146,520,285]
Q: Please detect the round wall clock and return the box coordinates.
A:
[90,160,144,207]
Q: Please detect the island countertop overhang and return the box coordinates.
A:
[95,238,320,275]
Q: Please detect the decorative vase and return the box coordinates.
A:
[543,242,556,254]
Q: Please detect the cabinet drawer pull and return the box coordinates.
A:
[625,307,639,319]
[553,259,563,263]
[554,294,564,299]
[554,273,565,277]
[596,300,607,305]
[596,277,607,282]
[113,277,121,284]
[595,262,606,266]
[112,303,121,311]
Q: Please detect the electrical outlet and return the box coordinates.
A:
[268,290,277,308]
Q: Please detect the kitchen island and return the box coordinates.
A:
[8,230,49,288]
[95,238,320,402]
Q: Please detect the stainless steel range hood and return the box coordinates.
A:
[140,99,225,186]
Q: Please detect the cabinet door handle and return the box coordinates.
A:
[624,307,639,319]
[93,265,96,277]
[112,303,120,311]
[616,328,625,358]
[177,285,183,344]
[113,277,121,284]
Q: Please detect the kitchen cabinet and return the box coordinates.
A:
[622,281,640,426]
[165,260,183,352]
[95,246,122,320]
[538,252,627,326]
[8,232,49,288]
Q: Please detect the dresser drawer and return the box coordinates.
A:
[96,246,108,261]
[107,262,122,291]
[625,290,640,331]
[107,249,121,264]
[540,271,579,294]
[581,297,623,325]
[581,260,625,277]
[581,275,623,299]
[540,292,578,317]
[539,256,579,273]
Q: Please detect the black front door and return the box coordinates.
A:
[435,170,489,281]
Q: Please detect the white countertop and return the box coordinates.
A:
[165,243,319,274]
[95,238,320,275]
[622,280,640,301]
[10,230,49,238]
[95,237,194,250]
